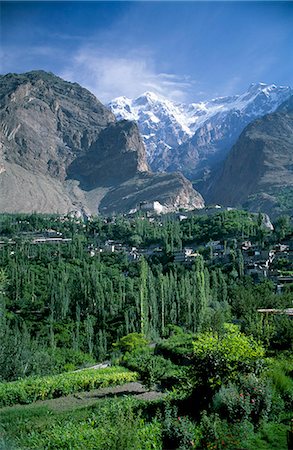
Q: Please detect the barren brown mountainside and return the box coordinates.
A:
[0,71,204,214]
[204,96,293,217]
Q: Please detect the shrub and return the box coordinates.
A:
[264,357,293,410]
[192,324,265,389]
[243,421,290,450]
[213,374,272,426]
[199,412,253,450]
[156,327,195,365]
[161,404,200,450]
[123,348,182,390]
[51,348,96,371]
[90,400,161,450]
[112,333,149,354]
[10,398,163,450]
[0,324,96,382]
[270,316,293,350]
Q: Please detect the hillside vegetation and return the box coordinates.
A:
[0,210,292,449]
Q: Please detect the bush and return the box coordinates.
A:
[161,404,200,450]
[112,333,149,354]
[270,316,293,350]
[213,374,272,426]
[28,348,96,376]
[0,320,96,382]
[89,399,161,450]
[199,412,253,450]
[192,324,265,389]
[156,327,195,365]
[8,397,163,450]
[264,357,293,410]
[244,421,290,450]
[123,348,182,390]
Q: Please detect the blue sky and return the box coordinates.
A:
[1,1,293,102]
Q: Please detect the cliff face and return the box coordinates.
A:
[68,120,149,188]
[205,96,293,216]
[0,71,204,214]
[0,71,115,180]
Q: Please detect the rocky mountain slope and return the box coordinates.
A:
[204,96,293,217]
[0,71,204,215]
[109,84,291,179]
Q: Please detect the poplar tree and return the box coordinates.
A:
[193,256,207,332]
[139,257,148,335]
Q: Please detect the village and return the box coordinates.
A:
[89,235,293,294]
[1,202,292,298]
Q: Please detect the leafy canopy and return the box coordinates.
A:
[192,324,265,387]
[113,333,148,354]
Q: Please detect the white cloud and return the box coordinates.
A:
[59,48,194,102]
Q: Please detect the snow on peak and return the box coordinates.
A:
[140,91,161,101]
[108,82,291,171]
[249,82,267,89]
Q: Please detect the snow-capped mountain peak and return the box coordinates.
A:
[108,83,292,175]
[134,91,162,104]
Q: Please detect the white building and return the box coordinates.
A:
[139,201,164,215]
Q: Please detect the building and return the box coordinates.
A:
[246,263,268,279]
[139,201,164,215]
[173,248,199,264]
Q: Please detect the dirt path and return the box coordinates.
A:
[0,382,166,414]
[74,361,111,371]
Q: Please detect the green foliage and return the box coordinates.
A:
[200,416,289,450]
[161,404,200,450]
[213,374,272,426]
[122,347,182,390]
[180,210,265,245]
[0,212,291,449]
[228,279,293,350]
[0,367,138,407]
[264,356,293,410]
[0,211,280,382]
[269,315,293,350]
[113,332,148,354]
[0,397,163,450]
[246,421,291,450]
[0,212,236,379]
[199,412,254,450]
[192,324,265,388]
[0,268,7,292]
[273,214,292,239]
[0,320,95,381]
[156,326,196,364]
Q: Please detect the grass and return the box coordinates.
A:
[0,390,291,450]
[244,421,290,450]
[0,396,163,450]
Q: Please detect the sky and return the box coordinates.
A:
[1,1,293,103]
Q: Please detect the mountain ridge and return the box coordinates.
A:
[204,95,293,217]
[0,71,204,215]
[108,83,292,178]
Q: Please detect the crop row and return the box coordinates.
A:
[0,366,138,407]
